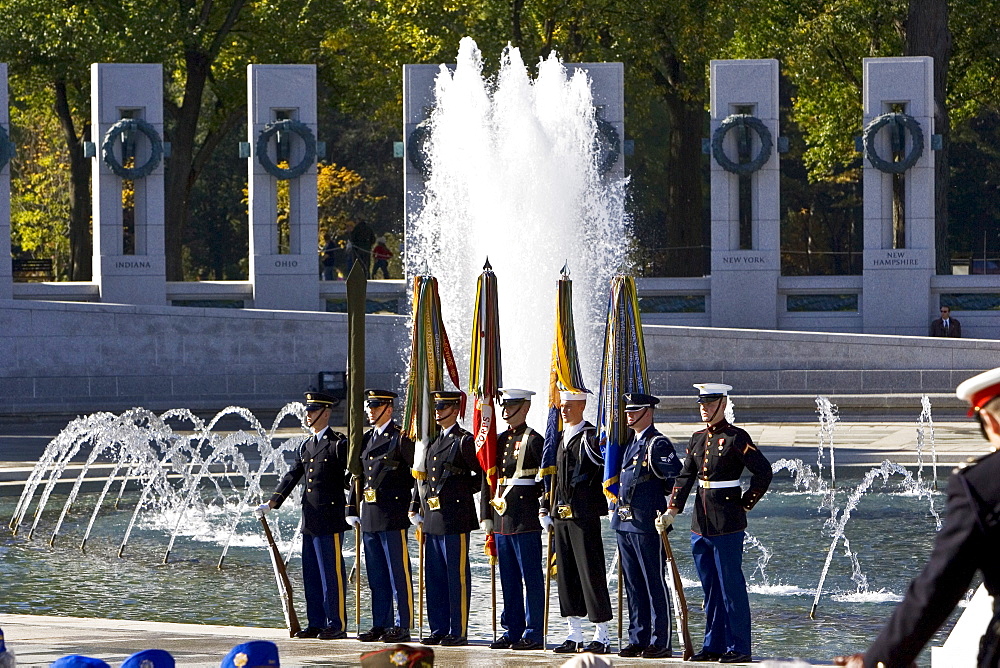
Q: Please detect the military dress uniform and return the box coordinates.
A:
[610,398,682,657]
[541,416,614,652]
[482,407,546,649]
[348,390,416,643]
[668,384,772,661]
[410,395,483,645]
[269,397,351,638]
[859,368,1000,668]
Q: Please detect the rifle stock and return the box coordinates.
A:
[259,515,301,638]
[660,527,693,660]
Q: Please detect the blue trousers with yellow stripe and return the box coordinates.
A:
[363,529,413,629]
[424,533,471,638]
[302,532,347,632]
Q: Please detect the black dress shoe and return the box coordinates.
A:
[441,635,467,646]
[641,645,672,658]
[552,640,581,654]
[582,640,609,654]
[421,633,445,645]
[719,651,753,663]
[318,627,346,640]
[358,626,386,642]
[380,626,411,643]
[293,626,321,639]
[618,643,645,657]
[489,636,512,649]
[690,650,723,661]
[511,638,544,650]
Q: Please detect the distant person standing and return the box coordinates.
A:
[665,383,772,664]
[930,306,962,338]
[834,366,1000,667]
[257,391,350,640]
[321,234,338,281]
[372,237,393,279]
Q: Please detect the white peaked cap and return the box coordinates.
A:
[559,390,589,402]
[499,388,536,402]
[956,367,1000,415]
[693,383,733,396]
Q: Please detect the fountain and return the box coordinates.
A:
[406,37,627,402]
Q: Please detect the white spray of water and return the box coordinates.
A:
[407,37,628,406]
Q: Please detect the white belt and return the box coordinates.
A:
[698,479,741,489]
[498,477,537,486]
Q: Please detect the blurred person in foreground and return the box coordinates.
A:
[835,367,1000,668]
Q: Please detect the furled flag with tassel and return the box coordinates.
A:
[540,264,590,483]
[598,275,649,502]
[469,259,502,563]
[402,275,465,481]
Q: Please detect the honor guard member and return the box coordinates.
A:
[610,393,682,659]
[348,390,416,644]
[540,390,614,655]
[258,391,350,640]
[482,388,546,650]
[408,390,483,646]
[665,383,772,663]
[834,368,1000,668]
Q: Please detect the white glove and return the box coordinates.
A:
[409,513,424,527]
[655,513,675,534]
[346,515,361,528]
[540,514,553,532]
[480,519,493,533]
[255,503,271,517]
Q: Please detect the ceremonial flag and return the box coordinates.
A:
[402,275,464,479]
[598,275,649,502]
[469,260,502,562]
[346,260,367,477]
[540,265,589,481]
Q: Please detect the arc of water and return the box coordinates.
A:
[49,437,119,546]
[815,397,839,489]
[82,453,131,551]
[809,460,938,618]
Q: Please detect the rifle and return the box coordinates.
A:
[542,478,556,650]
[658,518,693,661]
[259,514,301,638]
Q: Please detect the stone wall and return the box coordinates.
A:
[0,299,408,415]
[2,299,996,417]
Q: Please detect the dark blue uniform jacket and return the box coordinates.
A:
[348,420,415,533]
[410,424,483,535]
[481,423,544,534]
[611,426,682,533]
[270,427,350,535]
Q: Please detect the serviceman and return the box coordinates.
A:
[664,383,772,664]
[409,390,482,646]
[348,390,415,643]
[257,391,350,640]
[610,393,681,659]
[540,390,614,655]
[482,388,546,650]
[834,368,1000,668]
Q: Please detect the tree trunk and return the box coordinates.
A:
[905,0,951,274]
[164,50,211,281]
[663,91,707,276]
[53,78,92,281]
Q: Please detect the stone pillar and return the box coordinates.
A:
[247,64,320,311]
[709,59,781,329]
[861,57,935,335]
[0,63,11,300]
[91,63,167,305]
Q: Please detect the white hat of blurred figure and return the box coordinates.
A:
[559,655,613,668]
[559,390,588,402]
[956,367,1000,416]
